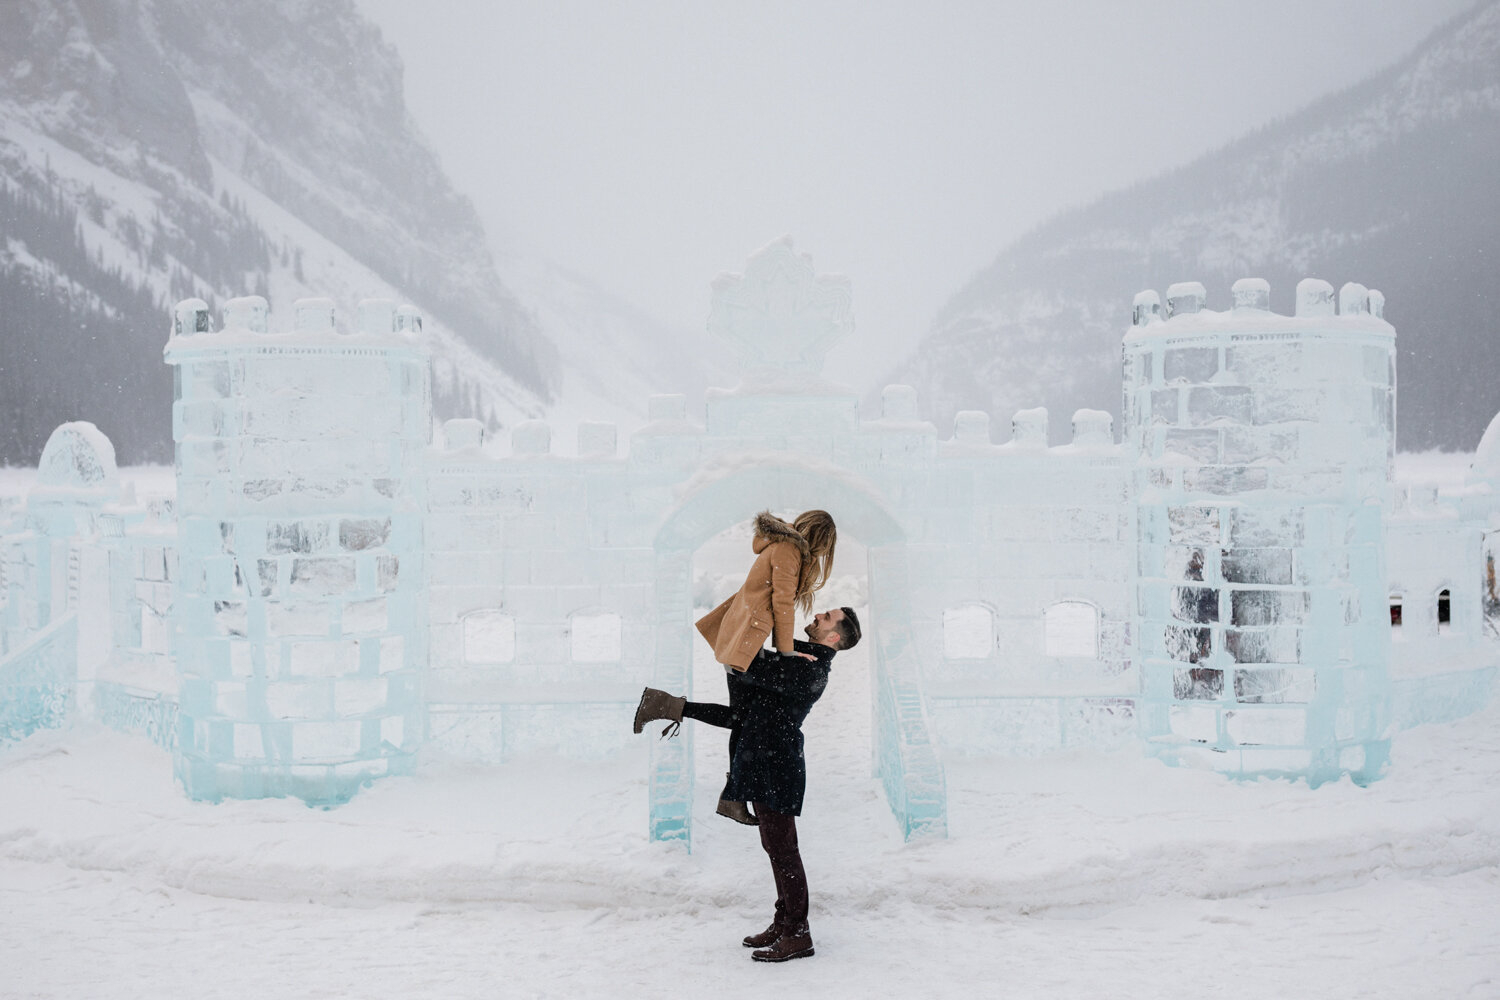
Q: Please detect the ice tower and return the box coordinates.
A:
[0,423,117,743]
[1125,278,1394,783]
[163,296,429,803]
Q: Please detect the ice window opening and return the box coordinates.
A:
[1044,601,1099,658]
[1437,589,1451,635]
[942,604,994,659]
[462,609,515,664]
[1389,594,1402,629]
[571,612,622,663]
[1486,548,1500,639]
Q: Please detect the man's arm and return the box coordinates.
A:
[736,649,828,696]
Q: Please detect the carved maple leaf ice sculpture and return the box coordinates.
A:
[707,235,853,383]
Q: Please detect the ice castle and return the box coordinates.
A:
[3,238,1497,848]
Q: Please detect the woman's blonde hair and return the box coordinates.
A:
[792,510,837,614]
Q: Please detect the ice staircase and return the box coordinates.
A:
[0,613,77,747]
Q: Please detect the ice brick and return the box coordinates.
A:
[570,612,621,662]
[1168,507,1220,545]
[289,639,360,678]
[462,609,515,663]
[1225,627,1301,664]
[290,557,357,597]
[1220,548,1293,585]
[1168,704,1218,742]
[1173,667,1223,701]
[943,605,994,659]
[1162,347,1218,384]
[1186,386,1254,426]
[1226,708,1305,746]
[339,518,391,551]
[1162,429,1221,464]
[267,520,329,555]
[1163,624,1211,664]
[1233,668,1315,704]
[1172,586,1219,623]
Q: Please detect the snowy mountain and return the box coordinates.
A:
[0,0,706,465]
[893,1,1500,452]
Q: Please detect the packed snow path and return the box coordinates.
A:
[4,632,1499,997]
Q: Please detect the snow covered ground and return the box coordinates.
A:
[3,452,1497,997]
[4,606,1499,996]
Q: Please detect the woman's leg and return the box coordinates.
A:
[681,701,736,728]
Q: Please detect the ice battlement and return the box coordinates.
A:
[437,384,1121,467]
[1127,278,1391,341]
[164,296,426,358]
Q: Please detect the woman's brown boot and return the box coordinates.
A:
[632,687,685,738]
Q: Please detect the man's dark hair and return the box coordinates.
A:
[835,607,862,650]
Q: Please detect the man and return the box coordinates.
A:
[633,606,862,962]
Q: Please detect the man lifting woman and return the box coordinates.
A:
[633,510,860,962]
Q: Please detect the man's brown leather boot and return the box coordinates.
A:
[742,903,785,948]
[751,922,813,962]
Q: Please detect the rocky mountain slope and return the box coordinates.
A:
[894,2,1500,452]
[0,0,705,465]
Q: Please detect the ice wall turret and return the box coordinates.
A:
[163,296,431,804]
[1124,278,1395,784]
[0,422,117,744]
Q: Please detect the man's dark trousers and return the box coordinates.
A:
[752,804,807,928]
[681,640,833,937]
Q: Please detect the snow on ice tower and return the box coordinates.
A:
[1125,279,1394,784]
[164,296,429,804]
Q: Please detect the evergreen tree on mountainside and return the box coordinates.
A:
[0,0,550,465]
[0,181,171,463]
[896,1,1500,452]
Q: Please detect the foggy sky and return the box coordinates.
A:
[356,0,1476,392]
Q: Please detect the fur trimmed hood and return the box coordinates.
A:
[753,510,810,561]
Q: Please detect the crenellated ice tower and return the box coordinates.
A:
[162,296,430,803]
[1125,278,1395,784]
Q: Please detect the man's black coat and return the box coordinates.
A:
[722,639,833,816]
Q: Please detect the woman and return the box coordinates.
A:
[635,509,837,824]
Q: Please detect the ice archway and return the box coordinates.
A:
[647,460,944,844]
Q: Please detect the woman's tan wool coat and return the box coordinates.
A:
[695,512,811,671]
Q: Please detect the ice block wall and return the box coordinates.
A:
[94,498,180,749]
[163,296,429,804]
[422,415,654,766]
[1125,278,1395,784]
[1383,455,1497,727]
[900,400,1138,758]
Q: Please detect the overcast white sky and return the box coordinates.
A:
[357,0,1475,390]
